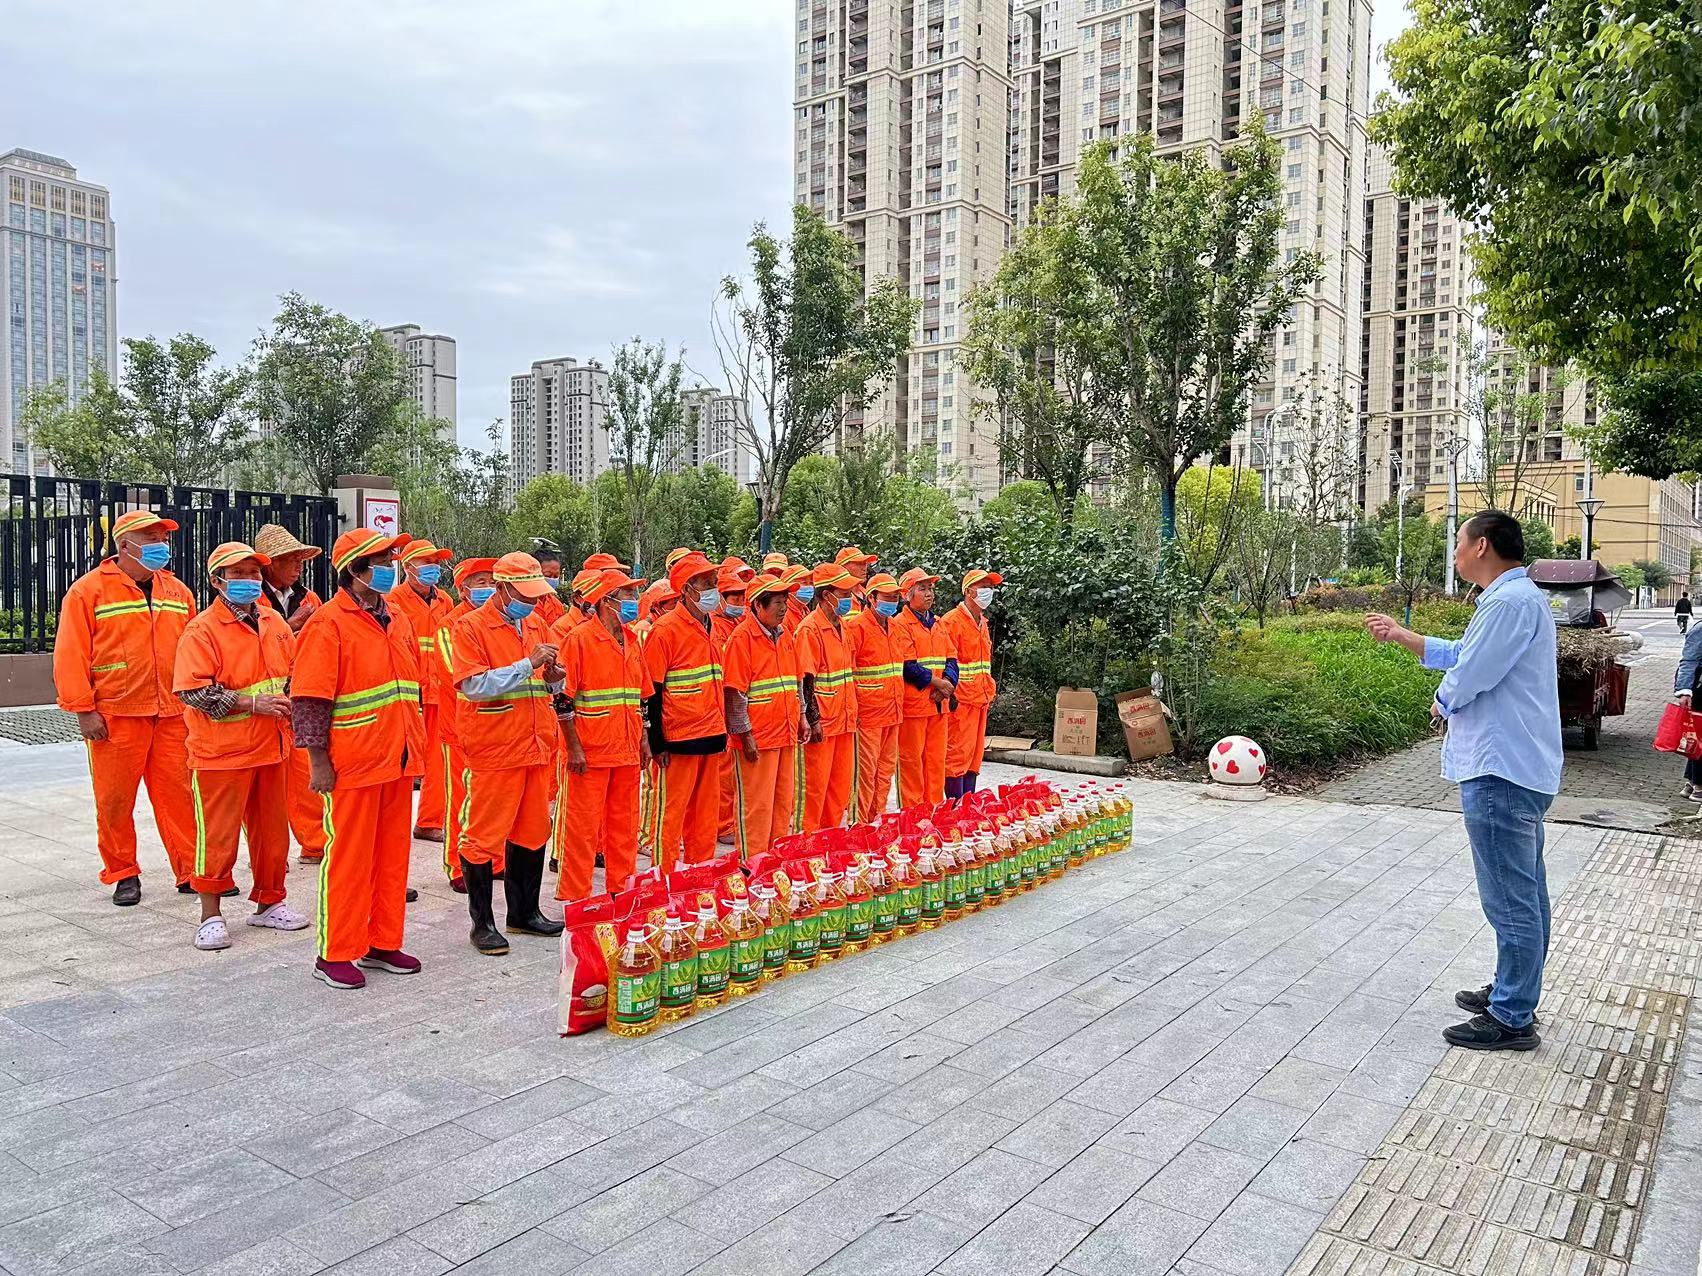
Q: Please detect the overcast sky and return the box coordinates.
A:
[4,0,1409,450]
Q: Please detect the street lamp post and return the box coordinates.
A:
[744,479,771,555]
[1393,454,1414,626]
[1576,454,1600,562]
[1443,434,1468,596]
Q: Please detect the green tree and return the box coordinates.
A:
[1066,125,1318,538]
[1521,517,1556,565]
[604,338,687,576]
[1377,500,1447,612]
[509,473,598,566]
[385,420,513,558]
[18,375,137,483]
[1614,562,1647,592]
[1233,506,1300,628]
[651,467,744,562]
[712,205,919,550]
[1175,463,1262,589]
[249,292,410,495]
[1635,557,1674,591]
[123,334,252,487]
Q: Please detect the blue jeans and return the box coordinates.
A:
[1459,775,1553,1030]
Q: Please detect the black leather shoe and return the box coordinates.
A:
[1443,1012,1540,1051]
[503,844,564,937]
[221,886,240,899]
[113,877,141,907]
[176,881,194,894]
[405,888,419,903]
[1455,985,1491,1014]
[460,858,509,956]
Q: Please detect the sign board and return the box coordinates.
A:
[363,496,400,538]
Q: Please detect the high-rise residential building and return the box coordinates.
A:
[380,324,456,440]
[1,149,118,475]
[678,387,752,482]
[508,356,610,489]
[794,0,1015,501]
[1357,142,1475,510]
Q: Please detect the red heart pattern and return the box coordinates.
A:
[1225,760,1240,774]
[1217,741,1232,754]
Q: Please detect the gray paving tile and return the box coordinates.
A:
[243,1109,406,1180]
[119,1146,297,1227]
[406,1167,591,1264]
[1134,1142,1263,1221]
[994,1098,1119,1168]
[1157,1056,1268,1115]
[1197,1095,1310,1160]
[1100,1096,1216,1163]
[912,1148,1053,1230]
[450,1076,602,1141]
[1059,1197,1210,1276]
[873,1064,987,1125]
[1246,1057,1346,1114]
[681,1212,848,1276]
[1246,1138,1367,1215]
[937,1200,1091,1276]
[671,1158,832,1242]
[190,1236,326,1276]
[1064,1062,1171,1117]
[143,1178,352,1270]
[349,1075,495,1137]
[975,1063,1084,1122]
[568,1215,721,1276]
[1180,1190,1324,1275]
[1024,1145,1164,1226]
[441,1228,587,1276]
[807,1210,970,1276]
[541,1165,713,1253]
[780,1107,919,1178]
[1295,1092,1404,1157]
[318,1235,449,1276]
[663,1113,810,1182]
[764,1070,894,1133]
[0,1191,168,1276]
[887,1106,1018,1176]
[311,1123,491,1201]
[781,1155,947,1241]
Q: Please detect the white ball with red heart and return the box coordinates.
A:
[1207,735,1267,786]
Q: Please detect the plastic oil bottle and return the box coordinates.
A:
[978,831,1004,908]
[693,904,732,1010]
[941,840,967,920]
[753,884,791,982]
[608,926,661,1038]
[725,896,765,998]
[916,847,945,930]
[816,870,848,963]
[889,850,922,938]
[786,879,821,973]
[868,856,898,944]
[841,860,875,954]
[656,906,699,1024]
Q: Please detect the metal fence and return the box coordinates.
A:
[0,474,338,654]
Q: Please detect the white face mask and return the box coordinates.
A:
[973,588,995,609]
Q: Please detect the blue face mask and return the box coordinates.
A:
[222,578,263,606]
[836,597,853,617]
[697,588,721,613]
[138,543,172,572]
[796,586,815,605]
[875,600,900,617]
[415,565,442,588]
[723,604,746,620]
[503,597,536,621]
[469,587,496,608]
[366,564,397,595]
[618,599,640,624]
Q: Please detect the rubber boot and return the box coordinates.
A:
[461,857,509,955]
[504,844,564,937]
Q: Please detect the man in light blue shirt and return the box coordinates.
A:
[1368,510,1561,1052]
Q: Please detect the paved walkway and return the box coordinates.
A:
[0,749,1697,1276]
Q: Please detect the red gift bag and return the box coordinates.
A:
[1653,701,1699,754]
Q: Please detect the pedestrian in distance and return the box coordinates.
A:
[1676,589,1692,635]
[1671,610,1702,801]
[1367,510,1562,1051]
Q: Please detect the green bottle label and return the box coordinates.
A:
[873,892,897,932]
[615,970,660,1024]
[697,945,730,994]
[986,860,1004,896]
[897,884,922,926]
[921,878,945,918]
[945,870,965,908]
[846,898,875,941]
[965,863,984,902]
[660,957,696,1008]
[791,913,820,959]
[731,936,763,982]
[762,921,791,969]
[819,904,846,950]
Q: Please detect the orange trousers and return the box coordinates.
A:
[190,762,288,905]
[415,704,446,833]
[732,746,796,862]
[317,776,412,962]
[87,714,196,886]
[853,723,900,823]
[898,713,947,809]
[554,764,640,901]
[718,753,736,840]
[802,731,856,833]
[440,742,493,881]
[459,764,552,866]
[946,703,991,779]
[286,746,324,858]
[653,751,719,872]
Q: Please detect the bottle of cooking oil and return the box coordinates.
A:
[1067,796,1090,871]
[724,897,764,998]
[656,906,699,1024]
[978,831,1003,908]
[941,840,967,920]
[693,904,732,1010]
[868,856,897,944]
[841,860,875,954]
[889,850,921,937]
[816,870,848,962]
[786,878,821,973]
[1015,817,1038,892]
[752,884,790,982]
[916,847,945,929]
[608,926,661,1038]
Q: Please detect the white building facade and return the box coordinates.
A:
[380,324,456,442]
[509,356,610,488]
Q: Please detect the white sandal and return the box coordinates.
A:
[194,917,231,951]
[249,902,310,931]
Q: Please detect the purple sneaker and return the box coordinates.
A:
[358,949,421,975]
[313,959,366,989]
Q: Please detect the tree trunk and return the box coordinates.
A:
[1160,481,1177,542]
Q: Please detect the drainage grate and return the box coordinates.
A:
[0,707,87,746]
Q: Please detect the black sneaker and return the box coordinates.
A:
[112,877,141,907]
[176,881,194,895]
[1456,985,1541,1025]
[405,888,419,903]
[1443,1012,1540,1052]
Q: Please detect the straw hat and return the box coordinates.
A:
[253,524,323,562]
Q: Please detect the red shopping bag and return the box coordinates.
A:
[1653,701,1696,753]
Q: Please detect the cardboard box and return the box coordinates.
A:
[1053,688,1100,756]
[1114,691,1174,761]
[984,735,1038,753]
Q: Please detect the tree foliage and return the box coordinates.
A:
[604,338,687,575]
[19,374,136,484]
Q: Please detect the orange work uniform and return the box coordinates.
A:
[711,609,741,843]
[795,608,860,833]
[533,590,568,801]
[722,615,802,860]
[892,607,956,809]
[941,602,996,785]
[783,597,808,637]
[173,599,296,904]
[390,583,456,836]
[552,618,650,901]
[846,607,903,822]
[449,599,558,866]
[262,587,326,858]
[291,592,427,964]
[53,560,198,887]
[643,605,726,871]
[546,609,608,879]
[433,599,498,883]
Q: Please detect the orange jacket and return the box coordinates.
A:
[433,599,475,747]
[172,599,296,770]
[940,603,996,707]
[845,609,903,730]
[53,560,197,718]
[534,591,567,631]
[795,607,859,737]
[643,604,726,744]
[710,610,741,653]
[389,585,456,708]
[722,616,802,750]
[783,598,807,637]
[292,591,427,788]
[892,607,956,720]
[449,599,559,771]
[558,616,650,768]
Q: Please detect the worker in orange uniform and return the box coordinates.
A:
[634,579,677,639]
[781,564,812,636]
[389,539,456,842]
[892,567,959,808]
[554,569,651,901]
[174,542,310,949]
[722,574,804,859]
[643,552,727,869]
[433,556,497,892]
[531,546,567,631]
[942,569,1000,797]
[795,563,861,832]
[632,577,677,856]
[835,546,877,615]
[846,572,905,821]
[254,525,326,862]
[53,509,198,905]
[290,529,427,990]
[761,552,790,575]
[449,552,566,955]
[711,565,750,843]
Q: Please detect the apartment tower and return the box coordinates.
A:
[380,324,457,441]
[508,356,610,488]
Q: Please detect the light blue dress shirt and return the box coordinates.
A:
[1421,566,1563,795]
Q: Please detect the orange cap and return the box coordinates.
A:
[779,564,811,592]
[866,572,901,595]
[332,529,408,573]
[962,569,1004,592]
[453,557,498,589]
[493,551,555,599]
[639,579,678,619]
[665,547,694,572]
[834,545,877,567]
[717,565,750,595]
[747,572,790,603]
[898,567,940,592]
[570,568,603,598]
[583,551,629,572]
[668,551,717,593]
[584,568,638,607]
[720,555,755,583]
[761,552,790,573]
[207,541,269,576]
[812,563,856,590]
[111,510,179,540]
[400,539,453,565]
